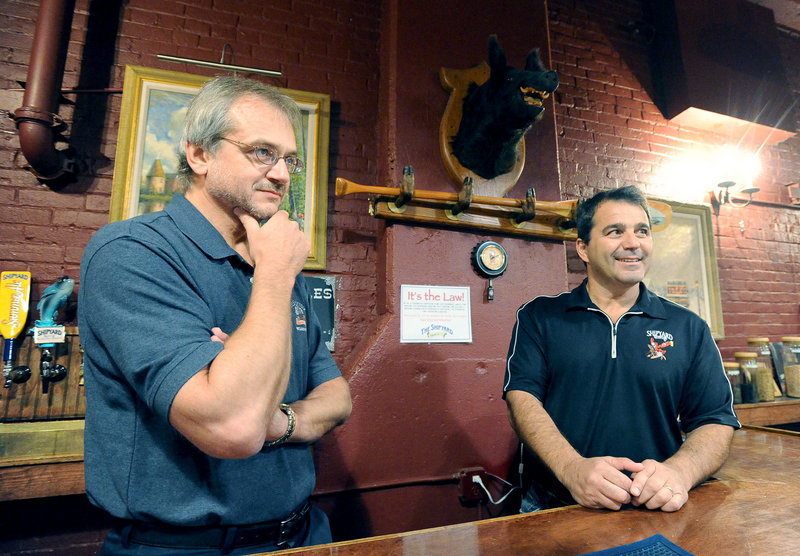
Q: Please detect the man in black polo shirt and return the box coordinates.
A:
[503,186,739,513]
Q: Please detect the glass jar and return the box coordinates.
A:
[723,361,742,404]
[782,337,800,398]
[734,352,759,403]
[746,337,778,399]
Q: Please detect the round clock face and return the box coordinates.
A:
[480,245,505,271]
[472,241,508,277]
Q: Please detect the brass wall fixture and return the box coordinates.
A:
[156,43,281,78]
[710,180,760,210]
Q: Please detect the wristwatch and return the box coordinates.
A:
[266,403,296,447]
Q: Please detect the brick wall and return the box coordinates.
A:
[0,0,382,364]
[2,0,381,549]
[5,0,797,397]
[2,0,800,552]
[549,0,800,360]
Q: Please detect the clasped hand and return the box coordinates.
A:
[236,208,309,276]
[563,456,688,512]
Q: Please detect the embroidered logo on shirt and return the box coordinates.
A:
[292,301,307,331]
[646,330,674,360]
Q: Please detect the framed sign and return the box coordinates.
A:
[643,200,725,339]
[109,65,331,269]
[304,274,336,352]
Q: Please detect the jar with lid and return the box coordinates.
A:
[747,337,779,397]
[734,352,760,403]
[723,361,742,404]
[781,337,800,398]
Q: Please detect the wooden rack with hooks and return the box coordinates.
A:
[335,176,672,241]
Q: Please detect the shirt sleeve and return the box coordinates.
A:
[678,319,741,433]
[503,301,549,401]
[80,235,223,422]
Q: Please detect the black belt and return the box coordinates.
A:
[120,500,311,553]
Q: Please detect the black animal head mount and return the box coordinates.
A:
[447,35,558,182]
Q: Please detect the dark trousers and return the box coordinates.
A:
[98,505,332,556]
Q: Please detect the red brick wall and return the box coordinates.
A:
[549,0,800,359]
[3,0,800,553]
[1,0,382,363]
[2,1,381,550]
[5,2,799,412]
[6,0,796,415]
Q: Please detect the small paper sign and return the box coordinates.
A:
[400,285,472,343]
[33,325,66,344]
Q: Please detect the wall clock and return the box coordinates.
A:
[471,241,508,300]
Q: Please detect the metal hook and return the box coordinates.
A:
[448,177,473,216]
[513,188,537,224]
[393,166,415,209]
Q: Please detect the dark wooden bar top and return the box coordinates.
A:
[275,427,800,556]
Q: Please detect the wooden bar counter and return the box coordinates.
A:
[276,427,800,555]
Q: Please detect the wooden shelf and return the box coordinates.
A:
[734,397,800,426]
[0,460,85,501]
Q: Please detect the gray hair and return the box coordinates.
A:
[175,76,302,189]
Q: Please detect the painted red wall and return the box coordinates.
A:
[312,0,565,539]
[2,0,800,553]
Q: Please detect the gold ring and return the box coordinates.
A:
[664,485,674,494]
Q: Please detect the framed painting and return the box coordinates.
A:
[109,65,331,270]
[643,200,725,339]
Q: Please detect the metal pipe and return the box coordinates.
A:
[8,88,123,94]
[14,0,77,183]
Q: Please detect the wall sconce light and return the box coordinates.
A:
[710,180,760,214]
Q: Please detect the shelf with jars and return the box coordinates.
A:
[726,337,800,427]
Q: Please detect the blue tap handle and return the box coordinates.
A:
[36,276,75,326]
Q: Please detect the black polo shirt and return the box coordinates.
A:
[504,279,739,465]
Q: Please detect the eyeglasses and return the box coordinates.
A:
[219,137,305,175]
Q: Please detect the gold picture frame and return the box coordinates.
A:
[643,200,725,339]
[109,65,330,270]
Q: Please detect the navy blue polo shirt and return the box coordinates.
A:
[504,279,739,465]
[79,194,340,526]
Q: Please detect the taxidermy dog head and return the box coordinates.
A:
[450,35,559,180]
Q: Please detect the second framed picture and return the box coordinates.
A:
[643,200,724,339]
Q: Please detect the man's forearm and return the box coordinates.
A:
[505,389,581,483]
[664,423,734,489]
[208,273,294,415]
[169,273,296,458]
[287,376,352,443]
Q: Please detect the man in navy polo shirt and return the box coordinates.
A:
[503,186,739,513]
[80,77,351,554]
